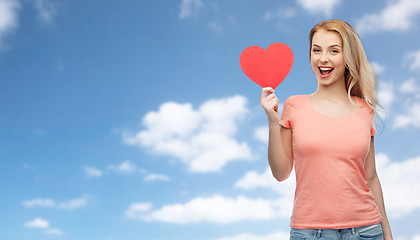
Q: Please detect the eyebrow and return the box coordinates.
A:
[312,44,342,48]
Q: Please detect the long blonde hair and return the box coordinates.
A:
[309,20,381,113]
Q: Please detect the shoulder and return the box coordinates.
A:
[354,96,373,108]
[354,96,375,115]
[284,94,308,105]
[283,95,308,111]
[281,95,308,117]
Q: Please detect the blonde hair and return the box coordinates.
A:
[309,20,381,113]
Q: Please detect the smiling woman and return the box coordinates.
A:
[309,20,379,110]
[260,19,393,240]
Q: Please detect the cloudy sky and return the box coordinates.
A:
[1,0,420,239]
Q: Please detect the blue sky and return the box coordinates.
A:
[1,0,420,239]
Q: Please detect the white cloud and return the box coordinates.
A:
[393,101,420,128]
[125,195,286,224]
[108,160,137,174]
[57,197,87,209]
[406,49,420,71]
[144,173,170,182]
[125,203,153,218]
[24,218,49,228]
[214,231,290,240]
[356,0,420,34]
[24,218,64,236]
[127,167,295,225]
[22,163,38,171]
[254,126,269,144]
[45,228,63,236]
[33,0,56,24]
[208,21,223,34]
[377,81,395,116]
[263,8,296,21]
[84,166,103,178]
[235,168,295,196]
[0,0,20,47]
[123,95,253,173]
[395,235,420,240]
[23,198,55,208]
[85,161,141,177]
[371,62,385,74]
[23,196,87,209]
[179,0,202,19]
[388,77,420,128]
[296,0,340,17]
[127,169,295,225]
[234,167,295,218]
[376,153,420,218]
[400,78,419,93]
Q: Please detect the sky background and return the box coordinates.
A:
[1,0,420,239]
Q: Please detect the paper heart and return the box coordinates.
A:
[240,42,294,89]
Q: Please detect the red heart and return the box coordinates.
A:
[240,42,294,89]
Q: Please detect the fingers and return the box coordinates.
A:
[260,87,277,105]
[263,93,278,103]
[260,87,275,102]
[260,88,279,113]
[265,96,280,111]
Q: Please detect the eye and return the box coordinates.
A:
[331,49,339,54]
[312,48,321,53]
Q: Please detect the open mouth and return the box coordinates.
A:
[319,67,334,78]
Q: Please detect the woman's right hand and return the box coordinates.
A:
[260,87,280,124]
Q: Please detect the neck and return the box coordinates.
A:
[313,77,348,102]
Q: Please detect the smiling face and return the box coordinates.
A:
[310,29,346,87]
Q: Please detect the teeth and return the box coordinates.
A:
[319,67,333,71]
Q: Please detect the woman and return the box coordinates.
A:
[260,20,393,240]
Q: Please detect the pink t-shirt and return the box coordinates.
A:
[280,94,382,229]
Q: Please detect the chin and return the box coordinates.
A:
[317,75,340,86]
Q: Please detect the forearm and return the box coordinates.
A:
[267,122,292,182]
[367,174,393,240]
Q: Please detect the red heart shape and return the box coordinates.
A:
[240,42,294,89]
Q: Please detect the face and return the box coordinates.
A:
[310,29,346,87]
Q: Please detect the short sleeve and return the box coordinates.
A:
[371,117,376,136]
[280,96,294,129]
[371,126,376,136]
[369,107,376,136]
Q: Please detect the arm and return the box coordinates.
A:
[260,87,293,182]
[365,136,393,240]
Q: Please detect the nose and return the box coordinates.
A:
[320,52,329,63]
